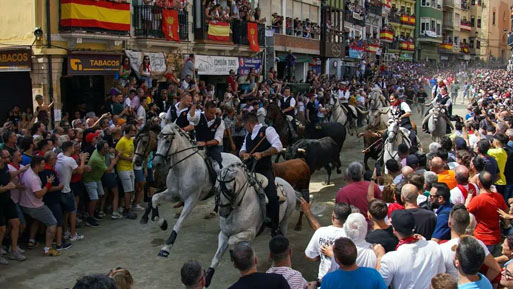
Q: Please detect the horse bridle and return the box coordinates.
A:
[154,130,200,170]
[134,131,152,159]
[216,163,258,214]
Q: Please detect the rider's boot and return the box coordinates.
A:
[257,187,271,227]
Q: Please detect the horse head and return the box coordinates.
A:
[134,124,160,167]
[216,163,248,218]
[153,123,179,172]
[265,103,284,126]
[386,118,400,143]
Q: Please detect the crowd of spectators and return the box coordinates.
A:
[271,14,320,39]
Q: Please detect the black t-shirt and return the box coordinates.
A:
[306,101,316,121]
[0,165,11,200]
[366,226,399,253]
[39,168,61,205]
[407,207,437,240]
[504,146,513,185]
[228,273,290,289]
[416,91,427,103]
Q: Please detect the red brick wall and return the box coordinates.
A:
[274,34,320,51]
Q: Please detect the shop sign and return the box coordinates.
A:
[124,50,167,77]
[68,54,120,75]
[349,48,364,59]
[0,49,31,72]
[195,55,239,75]
[238,57,261,76]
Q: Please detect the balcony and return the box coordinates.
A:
[344,11,365,27]
[389,14,415,28]
[388,40,414,51]
[133,6,189,41]
[59,0,130,35]
[440,42,454,51]
[367,5,382,16]
[232,20,265,46]
[460,21,472,31]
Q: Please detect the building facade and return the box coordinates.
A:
[474,0,513,62]
[440,0,472,63]
[386,0,416,61]
[415,0,444,63]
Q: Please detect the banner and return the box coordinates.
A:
[0,49,31,72]
[162,9,180,42]
[60,0,130,32]
[352,12,363,20]
[247,22,260,52]
[349,48,365,59]
[380,30,393,42]
[238,57,261,75]
[67,54,120,76]
[440,43,453,50]
[195,55,239,75]
[208,21,230,42]
[124,50,167,77]
[365,44,380,53]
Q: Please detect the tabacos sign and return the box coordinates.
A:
[0,49,31,71]
[68,54,120,75]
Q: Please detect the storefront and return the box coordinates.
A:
[61,53,121,116]
[0,48,33,123]
[195,54,239,98]
[276,53,315,82]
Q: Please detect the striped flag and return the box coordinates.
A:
[60,0,130,32]
[380,30,393,42]
[208,21,230,42]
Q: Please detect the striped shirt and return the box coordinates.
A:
[266,266,307,289]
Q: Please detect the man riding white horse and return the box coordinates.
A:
[166,93,197,132]
[384,93,418,153]
[191,101,224,171]
[277,87,298,140]
[239,112,283,237]
[423,86,453,134]
[338,82,355,123]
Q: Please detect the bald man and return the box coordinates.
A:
[402,184,437,240]
[450,166,478,206]
[430,157,457,190]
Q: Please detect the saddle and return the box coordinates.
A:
[254,173,286,204]
[340,104,358,118]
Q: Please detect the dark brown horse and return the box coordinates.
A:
[265,103,297,148]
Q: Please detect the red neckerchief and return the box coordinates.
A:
[44,164,57,174]
[392,100,401,107]
[9,162,20,170]
[395,236,418,250]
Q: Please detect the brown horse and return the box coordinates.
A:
[265,103,297,149]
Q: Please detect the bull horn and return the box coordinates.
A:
[358,132,364,138]
[356,107,369,115]
[297,148,306,153]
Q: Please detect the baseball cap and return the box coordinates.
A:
[454,137,467,150]
[406,154,419,167]
[391,210,415,235]
[85,131,101,143]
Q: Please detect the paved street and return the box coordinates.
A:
[0,103,468,289]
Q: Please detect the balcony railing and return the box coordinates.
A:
[133,6,189,41]
[389,14,415,26]
[344,11,365,26]
[367,5,382,15]
[271,24,321,40]
[232,20,265,46]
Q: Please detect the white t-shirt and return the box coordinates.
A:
[417,194,428,206]
[379,239,445,289]
[328,239,377,273]
[439,237,490,279]
[450,183,479,205]
[55,153,78,193]
[305,225,346,280]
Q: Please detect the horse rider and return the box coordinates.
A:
[165,93,198,132]
[239,112,283,237]
[191,101,224,171]
[277,87,298,139]
[338,82,354,123]
[433,86,453,133]
[386,93,418,153]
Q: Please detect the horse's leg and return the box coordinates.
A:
[141,187,166,224]
[205,232,229,287]
[158,196,197,257]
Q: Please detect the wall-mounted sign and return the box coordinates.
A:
[67,54,120,75]
[195,55,239,75]
[0,49,31,72]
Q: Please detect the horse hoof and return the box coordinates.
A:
[294,225,302,231]
[140,217,148,225]
[160,219,168,231]
[205,267,215,288]
[336,168,341,174]
[158,250,169,258]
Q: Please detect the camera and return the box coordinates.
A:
[34,27,43,41]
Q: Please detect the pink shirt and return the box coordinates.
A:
[335,181,382,219]
[7,163,25,204]
[19,167,43,208]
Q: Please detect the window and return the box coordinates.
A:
[420,17,430,34]
[470,39,474,48]
[493,12,495,25]
[421,0,427,6]
[436,20,442,35]
[471,16,475,26]
[437,0,442,9]
[454,36,459,46]
[476,39,480,49]
[406,7,411,15]
[471,0,475,5]
[431,19,436,32]
[477,17,481,28]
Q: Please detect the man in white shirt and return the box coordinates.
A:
[374,209,445,289]
[450,166,479,205]
[304,202,351,280]
[439,204,500,281]
[191,102,225,169]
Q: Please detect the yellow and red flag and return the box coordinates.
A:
[247,22,260,52]
[208,21,230,42]
[365,44,380,53]
[60,0,130,32]
[380,30,393,42]
[162,9,180,42]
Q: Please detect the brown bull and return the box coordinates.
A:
[359,130,383,171]
[272,158,311,231]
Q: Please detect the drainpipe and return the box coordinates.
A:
[46,0,54,128]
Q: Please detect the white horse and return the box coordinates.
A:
[367,88,389,130]
[383,118,412,174]
[151,123,241,257]
[205,162,296,287]
[330,98,358,136]
[422,104,450,143]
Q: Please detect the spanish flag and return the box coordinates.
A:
[60,0,130,32]
[440,43,453,50]
[365,44,380,53]
[400,41,409,50]
[208,21,230,42]
[408,42,415,51]
[409,16,416,25]
[380,30,393,42]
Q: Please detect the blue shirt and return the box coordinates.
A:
[432,202,454,240]
[21,153,32,166]
[458,273,492,289]
[321,267,387,289]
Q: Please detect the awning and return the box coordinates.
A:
[277,53,313,63]
[0,48,32,72]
